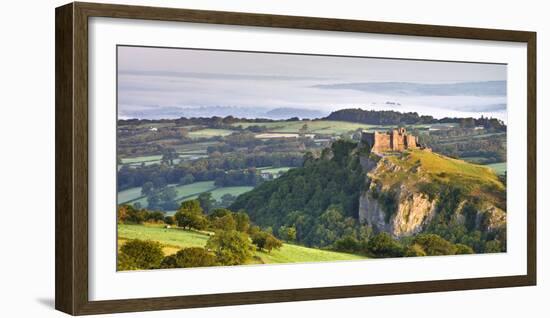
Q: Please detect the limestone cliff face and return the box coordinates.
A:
[357,152,506,238]
[359,182,437,237]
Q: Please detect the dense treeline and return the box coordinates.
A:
[325,108,506,131]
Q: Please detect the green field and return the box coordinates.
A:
[121,155,163,164]
[233,120,435,135]
[117,187,144,204]
[188,128,235,139]
[258,166,293,175]
[118,181,255,209]
[207,186,254,200]
[485,162,507,176]
[118,224,366,264]
[172,181,218,201]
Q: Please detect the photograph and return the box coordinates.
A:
[115,45,507,271]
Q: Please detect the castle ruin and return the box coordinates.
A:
[361,128,418,154]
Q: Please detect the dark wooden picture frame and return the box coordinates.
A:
[55,2,537,315]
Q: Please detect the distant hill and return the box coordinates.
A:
[323,108,506,130]
[120,106,327,121]
[262,107,326,120]
[313,81,506,97]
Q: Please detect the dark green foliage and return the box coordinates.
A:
[198,192,215,213]
[251,231,283,252]
[412,234,457,256]
[230,140,365,247]
[163,215,175,225]
[405,244,427,257]
[118,205,166,224]
[174,200,207,230]
[206,230,254,265]
[418,182,440,201]
[159,254,178,269]
[117,252,140,271]
[233,211,250,233]
[484,240,503,253]
[210,214,237,231]
[454,243,475,254]
[378,190,398,223]
[277,225,297,242]
[119,239,164,270]
[333,235,362,253]
[367,232,405,258]
[161,247,218,268]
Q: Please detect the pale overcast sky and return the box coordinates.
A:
[117,46,507,121]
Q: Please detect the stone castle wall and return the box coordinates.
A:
[362,128,418,153]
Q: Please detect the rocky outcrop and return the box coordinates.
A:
[358,186,437,238]
[391,191,437,237]
[357,153,505,238]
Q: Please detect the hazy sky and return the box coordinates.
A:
[117,46,507,121]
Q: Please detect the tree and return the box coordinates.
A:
[211,214,237,231]
[219,194,237,207]
[119,239,164,269]
[161,247,217,268]
[148,211,165,222]
[366,232,404,258]
[174,200,207,230]
[141,181,154,196]
[118,204,149,224]
[278,225,297,242]
[233,211,250,233]
[206,230,254,265]
[413,234,457,256]
[164,215,175,225]
[161,147,179,165]
[179,174,195,185]
[251,231,282,253]
[198,192,215,213]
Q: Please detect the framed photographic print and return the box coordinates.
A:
[55,2,536,315]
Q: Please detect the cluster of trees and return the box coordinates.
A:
[231,140,366,247]
[326,109,437,125]
[324,108,506,131]
[117,205,167,224]
[117,199,284,270]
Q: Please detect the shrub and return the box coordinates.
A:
[117,252,139,271]
[172,247,218,268]
[159,254,178,269]
[119,239,164,269]
[405,243,427,257]
[206,230,254,265]
[367,232,404,258]
[454,243,475,254]
[484,240,503,253]
[413,234,457,256]
[333,235,361,253]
